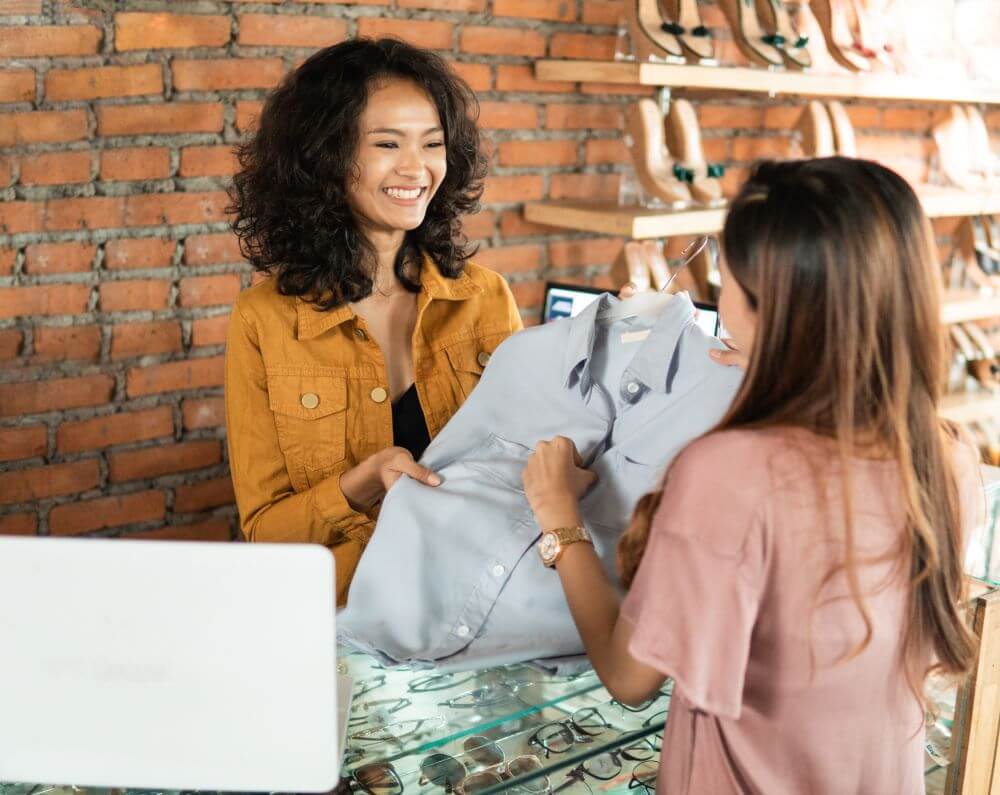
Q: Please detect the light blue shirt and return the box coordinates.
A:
[338,293,742,669]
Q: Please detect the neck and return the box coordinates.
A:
[363,226,407,294]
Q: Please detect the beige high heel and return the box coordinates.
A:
[623,0,686,61]
[717,0,785,67]
[796,101,836,157]
[934,106,989,190]
[809,0,872,72]
[657,0,716,62]
[664,99,726,206]
[755,0,813,69]
[966,106,999,179]
[826,101,857,157]
[624,100,693,208]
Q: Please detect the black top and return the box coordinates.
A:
[391,383,431,461]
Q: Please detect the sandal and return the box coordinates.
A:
[826,101,857,157]
[796,101,836,158]
[657,0,716,62]
[717,0,785,67]
[623,0,686,61]
[664,98,726,206]
[809,0,872,72]
[624,99,693,208]
[755,0,813,69]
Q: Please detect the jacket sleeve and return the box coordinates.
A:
[224,302,373,552]
[502,277,524,334]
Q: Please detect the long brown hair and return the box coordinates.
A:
[619,157,977,693]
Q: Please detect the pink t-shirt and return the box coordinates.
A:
[620,428,983,795]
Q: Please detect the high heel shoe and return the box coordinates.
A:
[717,0,785,67]
[664,99,726,206]
[755,0,813,69]
[826,101,857,157]
[934,106,989,191]
[966,107,999,179]
[809,0,872,72]
[657,0,716,62]
[796,101,836,158]
[623,0,686,62]
[624,100,693,208]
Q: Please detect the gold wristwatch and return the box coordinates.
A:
[538,526,592,568]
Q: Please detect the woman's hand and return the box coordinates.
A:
[340,446,441,512]
[523,437,597,531]
[709,338,749,369]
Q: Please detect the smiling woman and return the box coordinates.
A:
[224,39,523,604]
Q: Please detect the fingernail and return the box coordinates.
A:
[709,349,720,360]
[429,474,442,486]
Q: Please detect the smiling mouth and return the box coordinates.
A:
[383,186,428,201]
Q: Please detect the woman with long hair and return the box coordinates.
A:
[522,157,983,792]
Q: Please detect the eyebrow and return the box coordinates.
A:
[367,127,443,136]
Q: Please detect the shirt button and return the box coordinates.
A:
[492,564,506,577]
[477,351,491,368]
[354,328,367,341]
[626,381,641,395]
[300,392,320,409]
[456,625,471,638]
[370,387,388,404]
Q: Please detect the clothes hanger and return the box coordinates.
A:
[597,235,710,323]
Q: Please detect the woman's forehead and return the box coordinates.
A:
[361,78,441,130]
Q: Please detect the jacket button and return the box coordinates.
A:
[370,387,388,404]
[300,393,320,409]
[354,328,367,341]
[456,625,471,638]
[477,351,491,367]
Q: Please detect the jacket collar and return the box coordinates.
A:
[295,253,480,340]
[562,292,696,395]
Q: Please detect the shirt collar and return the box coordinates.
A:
[562,292,696,394]
[296,253,480,340]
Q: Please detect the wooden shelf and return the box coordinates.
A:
[524,189,1000,240]
[535,60,1000,105]
[939,392,1000,424]
[941,291,1000,325]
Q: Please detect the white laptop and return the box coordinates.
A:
[0,536,351,792]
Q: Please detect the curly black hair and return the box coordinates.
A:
[228,38,488,309]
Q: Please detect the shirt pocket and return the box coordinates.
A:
[266,373,348,490]
[464,433,531,493]
[442,332,508,402]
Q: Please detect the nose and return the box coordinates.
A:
[395,144,426,179]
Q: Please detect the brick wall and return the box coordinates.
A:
[1,0,998,539]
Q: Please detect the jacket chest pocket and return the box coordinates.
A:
[443,333,507,402]
[267,374,348,488]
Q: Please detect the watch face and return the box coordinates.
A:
[539,533,559,562]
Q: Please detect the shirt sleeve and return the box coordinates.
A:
[224,302,373,557]
[620,439,769,720]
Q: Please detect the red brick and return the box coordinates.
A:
[127,355,224,397]
[115,13,231,50]
[0,156,11,187]
[0,426,47,463]
[550,172,619,201]
[474,244,543,274]
[191,315,230,348]
[172,58,284,91]
[0,0,41,14]
[0,512,37,536]
[550,32,616,59]
[495,0,574,20]
[479,101,537,130]
[24,241,95,275]
[460,26,546,56]
[0,110,88,146]
[182,397,224,430]
[0,460,101,506]
[99,279,171,313]
[0,25,101,57]
[183,232,243,266]
[124,191,229,227]
[237,14,347,47]
[97,102,223,136]
[0,202,45,235]
[549,237,621,268]
[546,103,620,130]
[0,284,90,319]
[174,477,235,513]
[700,104,764,130]
[482,175,544,204]
[105,237,176,270]
[45,64,162,102]
[124,516,231,542]
[449,62,491,92]
[0,375,113,418]
[108,440,221,483]
[495,65,574,94]
[882,107,933,132]
[461,210,496,240]
[176,145,234,178]
[0,329,23,360]
[581,0,621,25]
[0,70,36,103]
[846,105,881,129]
[584,138,628,165]
[49,490,167,536]
[57,406,174,454]
[100,147,171,182]
[731,135,794,161]
[356,17,453,49]
[499,139,578,167]
[0,247,14,275]
[397,0,483,8]
[761,105,804,130]
[19,151,91,186]
[510,279,545,308]
[110,320,183,360]
[43,196,125,232]
[32,325,101,363]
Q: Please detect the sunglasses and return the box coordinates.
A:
[629,759,660,793]
[348,715,446,744]
[528,707,611,758]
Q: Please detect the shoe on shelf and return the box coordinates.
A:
[624,0,686,61]
[717,0,786,67]
[664,99,727,206]
[933,106,990,191]
[966,106,999,179]
[755,0,813,69]
[624,99,694,208]
[809,0,872,72]
[955,217,1000,290]
[826,101,857,157]
[796,101,836,158]
[851,0,897,69]
[657,0,717,62]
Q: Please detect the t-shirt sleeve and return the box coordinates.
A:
[620,437,769,721]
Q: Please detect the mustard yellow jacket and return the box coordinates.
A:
[225,257,522,604]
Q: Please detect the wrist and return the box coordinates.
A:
[341,456,383,512]
[534,500,583,533]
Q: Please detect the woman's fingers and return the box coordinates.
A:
[709,339,749,369]
[384,450,442,488]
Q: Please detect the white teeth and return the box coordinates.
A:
[384,187,424,200]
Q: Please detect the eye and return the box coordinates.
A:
[375,141,398,149]
[426,140,445,149]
